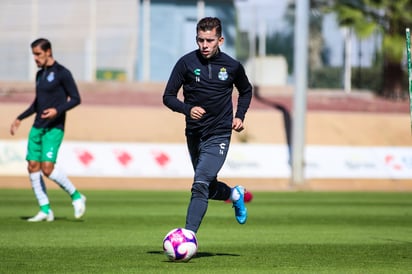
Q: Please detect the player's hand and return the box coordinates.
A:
[190,106,206,120]
[10,119,21,136]
[41,108,57,119]
[232,118,244,132]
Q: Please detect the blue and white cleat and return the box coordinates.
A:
[232,186,247,224]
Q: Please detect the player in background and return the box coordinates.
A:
[10,38,86,222]
[163,17,253,234]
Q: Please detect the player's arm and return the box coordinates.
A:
[234,63,253,122]
[232,118,244,132]
[55,70,81,115]
[10,101,36,135]
[10,119,21,136]
[163,59,193,117]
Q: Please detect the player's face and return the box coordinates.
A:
[32,46,51,68]
[196,28,224,59]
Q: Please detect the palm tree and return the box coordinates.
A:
[325,0,412,98]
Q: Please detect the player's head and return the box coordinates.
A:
[31,38,54,68]
[196,17,224,59]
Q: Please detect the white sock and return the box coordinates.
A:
[231,187,241,201]
[48,168,76,195]
[29,171,49,206]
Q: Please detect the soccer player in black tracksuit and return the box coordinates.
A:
[163,17,253,234]
[10,38,86,222]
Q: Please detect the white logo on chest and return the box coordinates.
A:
[47,72,55,82]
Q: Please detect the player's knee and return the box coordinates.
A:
[191,182,209,199]
[27,161,41,173]
[41,163,54,177]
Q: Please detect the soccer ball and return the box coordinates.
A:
[163,228,198,262]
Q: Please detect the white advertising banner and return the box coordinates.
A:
[0,140,411,179]
[305,145,412,179]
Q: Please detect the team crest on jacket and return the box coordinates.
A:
[218,67,228,80]
[47,72,55,82]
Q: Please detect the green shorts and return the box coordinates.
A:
[26,127,64,163]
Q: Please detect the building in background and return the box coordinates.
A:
[0,0,237,83]
[0,0,378,87]
[0,0,137,82]
[136,0,236,82]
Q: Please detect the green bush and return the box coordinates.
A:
[309,66,384,93]
[309,67,343,89]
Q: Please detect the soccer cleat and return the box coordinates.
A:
[72,194,86,219]
[232,186,247,224]
[27,209,54,222]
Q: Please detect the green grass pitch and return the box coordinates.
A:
[0,189,411,273]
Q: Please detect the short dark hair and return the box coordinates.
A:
[196,17,222,37]
[31,38,52,51]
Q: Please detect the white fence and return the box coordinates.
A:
[1,140,412,179]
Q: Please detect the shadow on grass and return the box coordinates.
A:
[148,250,240,259]
[20,216,84,222]
[195,252,240,258]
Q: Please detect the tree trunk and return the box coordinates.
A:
[381,59,406,99]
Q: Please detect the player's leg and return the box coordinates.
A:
[185,182,209,233]
[184,136,205,233]
[208,179,231,200]
[201,135,247,224]
[231,185,247,224]
[26,127,54,222]
[208,180,248,224]
[208,180,247,224]
[184,134,230,233]
[41,128,86,219]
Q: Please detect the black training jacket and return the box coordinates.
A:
[163,49,252,138]
[17,61,81,130]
